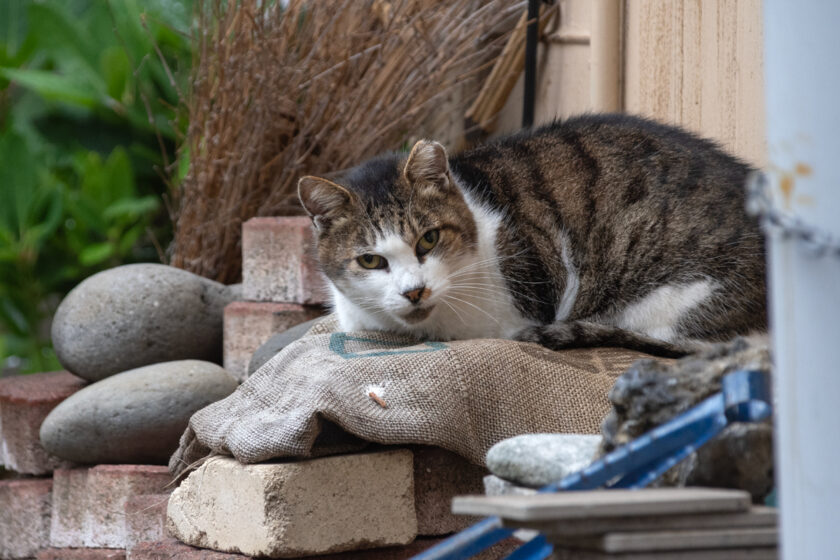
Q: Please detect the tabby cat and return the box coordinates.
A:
[297,114,766,357]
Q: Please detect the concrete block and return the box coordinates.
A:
[0,370,86,474]
[412,446,486,535]
[125,494,170,552]
[37,549,126,560]
[51,465,172,548]
[242,217,328,304]
[167,451,417,557]
[223,301,322,381]
[0,478,52,559]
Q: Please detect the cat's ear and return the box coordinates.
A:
[298,176,355,230]
[404,140,450,187]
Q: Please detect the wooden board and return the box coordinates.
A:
[568,526,777,553]
[451,488,751,522]
[552,547,777,560]
[514,506,777,537]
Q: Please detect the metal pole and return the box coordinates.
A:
[522,0,539,128]
[763,2,840,558]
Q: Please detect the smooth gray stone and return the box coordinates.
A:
[483,474,538,497]
[40,360,237,465]
[52,264,238,381]
[486,434,601,487]
[248,317,322,375]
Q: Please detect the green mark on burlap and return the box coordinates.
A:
[329,332,447,359]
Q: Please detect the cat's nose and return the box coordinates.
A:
[402,286,429,305]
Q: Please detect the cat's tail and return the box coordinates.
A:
[515,320,712,358]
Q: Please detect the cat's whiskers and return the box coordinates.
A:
[441,293,501,325]
[440,298,467,326]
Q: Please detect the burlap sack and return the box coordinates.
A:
[170,317,654,477]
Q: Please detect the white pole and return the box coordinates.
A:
[763,2,840,558]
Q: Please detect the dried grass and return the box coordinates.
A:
[171,0,523,283]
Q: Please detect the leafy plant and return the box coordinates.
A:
[0,0,193,374]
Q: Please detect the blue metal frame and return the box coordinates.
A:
[410,369,772,560]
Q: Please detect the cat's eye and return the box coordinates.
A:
[357,254,388,270]
[416,229,440,256]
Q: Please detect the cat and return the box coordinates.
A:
[297,113,766,357]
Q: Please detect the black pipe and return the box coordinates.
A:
[522,0,540,128]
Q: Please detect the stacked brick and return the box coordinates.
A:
[0,216,500,559]
[223,217,328,381]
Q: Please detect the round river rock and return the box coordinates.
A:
[40,360,237,465]
[52,263,239,381]
[486,433,602,487]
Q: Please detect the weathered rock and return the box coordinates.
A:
[485,434,602,487]
[600,335,773,501]
[247,317,321,375]
[52,264,239,381]
[167,452,417,557]
[483,475,538,497]
[40,360,237,464]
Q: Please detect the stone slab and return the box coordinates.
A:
[0,478,52,559]
[0,370,85,474]
[412,446,486,535]
[552,548,778,560]
[51,465,172,548]
[452,488,752,521]
[241,216,328,304]
[519,506,777,538]
[223,301,323,381]
[167,451,417,558]
[570,527,777,553]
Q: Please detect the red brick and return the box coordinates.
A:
[412,446,487,535]
[0,478,52,559]
[37,548,126,560]
[51,465,172,549]
[241,216,328,305]
[125,494,169,552]
[0,371,86,474]
[223,301,323,381]
[129,538,251,559]
[129,536,520,560]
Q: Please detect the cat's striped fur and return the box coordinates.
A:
[298,114,766,357]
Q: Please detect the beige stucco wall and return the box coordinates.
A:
[496,0,766,167]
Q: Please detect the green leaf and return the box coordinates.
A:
[100,46,131,101]
[103,147,135,200]
[26,2,103,88]
[0,67,99,108]
[79,242,114,266]
[103,196,159,220]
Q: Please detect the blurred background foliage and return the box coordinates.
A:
[0,0,193,375]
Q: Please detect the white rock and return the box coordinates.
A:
[485,433,602,487]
